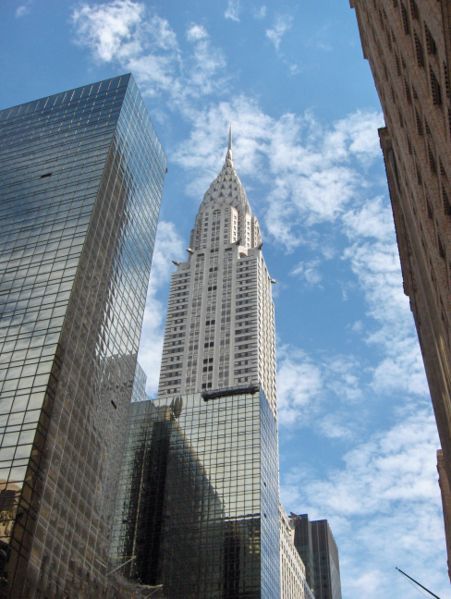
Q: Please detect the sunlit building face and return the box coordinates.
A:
[0,74,166,596]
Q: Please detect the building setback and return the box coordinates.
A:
[0,75,166,597]
[290,514,342,599]
[350,0,451,578]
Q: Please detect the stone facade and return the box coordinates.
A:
[350,0,451,578]
[158,134,277,415]
[279,507,311,599]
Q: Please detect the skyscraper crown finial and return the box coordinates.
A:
[225,124,233,166]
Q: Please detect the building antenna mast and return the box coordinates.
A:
[395,566,441,598]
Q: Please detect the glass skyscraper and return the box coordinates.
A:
[112,388,280,599]
[112,135,281,598]
[0,74,166,597]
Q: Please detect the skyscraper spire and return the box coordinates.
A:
[158,137,275,413]
[226,124,233,164]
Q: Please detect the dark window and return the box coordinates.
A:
[438,237,445,259]
[415,110,424,135]
[430,68,442,105]
[428,145,436,174]
[425,25,437,54]
[409,0,419,19]
[401,3,410,34]
[443,62,450,100]
[404,80,412,104]
[414,33,424,67]
[443,187,451,216]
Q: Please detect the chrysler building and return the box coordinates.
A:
[158,130,277,415]
[112,131,313,598]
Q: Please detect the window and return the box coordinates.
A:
[400,3,410,34]
[428,145,437,174]
[438,236,445,260]
[425,25,437,55]
[443,186,451,216]
[409,0,419,19]
[415,110,424,135]
[430,68,442,105]
[414,33,424,67]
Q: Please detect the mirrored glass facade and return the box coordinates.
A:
[0,74,166,597]
[112,388,280,598]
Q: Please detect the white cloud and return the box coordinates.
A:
[15,2,32,18]
[323,110,383,164]
[224,0,240,22]
[138,221,184,396]
[290,259,322,286]
[72,0,146,62]
[277,346,363,431]
[71,1,227,110]
[252,5,267,19]
[342,196,393,242]
[282,409,447,598]
[185,23,227,98]
[266,15,293,51]
[341,198,428,398]
[186,23,208,42]
[283,409,440,516]
[277,348,323,426]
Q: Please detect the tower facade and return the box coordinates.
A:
[0,75,166,597]
[350,0,451,576]
[290,514,342,599]
[279,507,313,599]
[112,137,281,597]
[157,134,277,415]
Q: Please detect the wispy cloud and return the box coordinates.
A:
[277,345,364,432]
[290,259,322,286]
[281,409,447,598]
[266,15,293,50]
[72,0,228,111]
[342,197,428,397]
[15,1,32,18]
[72,0,147,62]
[224,0,240,22]
[277,347,323,426]
[252,5,267,20]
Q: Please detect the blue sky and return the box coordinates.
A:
[1,0,449,597]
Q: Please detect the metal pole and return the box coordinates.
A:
[142,585,164,598]
[107,555,136,576]
[395,566,441,599]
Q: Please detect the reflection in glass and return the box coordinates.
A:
[112,388,280,598]
[0,74,166,596]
